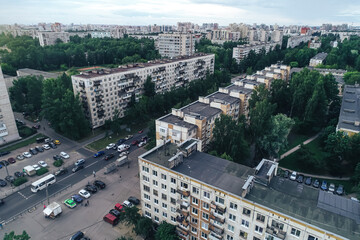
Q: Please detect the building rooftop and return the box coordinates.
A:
[17,68,61,79]
[206,92,240,105]
[73,53,214,79]
[181,101,222,119]
[226,84,254,94]
[337,85,360,132]
[158,114,197,130]
[311,52,328,61]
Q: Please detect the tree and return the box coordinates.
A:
[120,206,141,226]
[134,217,154,239]
[3,231,30,240]
[269,79,291,114]
[155,221,179,240]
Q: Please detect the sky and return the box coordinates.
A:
[0,0,359,26]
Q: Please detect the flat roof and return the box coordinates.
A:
[141,142,179,168]
[337,85,360,132]
[226,84,254,95]
[180,101,222,119]
[17,68,61,79]
[158,114,197,130]
[311,52,328,61]
[206,92,240,105]
[246,177,360,240]
[73,53,214,79]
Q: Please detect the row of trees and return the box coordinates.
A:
[0,33,160,75]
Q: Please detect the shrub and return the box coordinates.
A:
[53,159,63,167]
[36,167,49,176]
[13,177,28,186]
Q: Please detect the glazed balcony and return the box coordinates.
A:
[177,188,190,197]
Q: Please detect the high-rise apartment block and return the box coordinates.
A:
[232,42,280,63]
[71,54,215,128]
[156,33,196,58]
[139,139,356,240]
[337,85,360,136]
[286,35,312,48]
[0,67,20,145]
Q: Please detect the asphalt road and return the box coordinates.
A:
[0,133,147,223]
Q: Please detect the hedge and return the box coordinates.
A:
[13,177,28,186]
[36,167,49,176]
[53,159,63,167]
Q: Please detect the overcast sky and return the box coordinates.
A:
[0,0,359,26]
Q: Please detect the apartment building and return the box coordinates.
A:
[37,31,89,46]
[139,139,357,240]
[0,67,20,145]
[309,52,328,67]
[336,85,360,136]
[232,42,279,63]
[71,53,215,128]
[286,35,312,48]
[156,33,196,58]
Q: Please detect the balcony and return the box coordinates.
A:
[81,94,87,100]
[80,89,86,94]
[79,82,85,88]
[209,223,224,235]
[265,226,286,240]
[176,226,189,236]
[176,208,189,218]
[211,201,226,214]
[94,80,101,86]
[177,188,190,197]
[209,212,225,224]
[95,98,103,103]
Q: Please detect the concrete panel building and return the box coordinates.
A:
[71,53,215,128]
[0,67,20,145]
[232,42,279,63]
[287,35,312,48]
[156,33,196,58]
[309,52,328,67]
[139,139,357,240]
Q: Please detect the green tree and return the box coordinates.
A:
[134,217,154,239]
[3,231,30,240]
[120,206,141,226]
[155,221,179,240]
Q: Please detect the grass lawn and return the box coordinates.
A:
[279,131,314,155]
[0,133,47,152]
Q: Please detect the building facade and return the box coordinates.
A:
[156,33,196,58]
[139,139,356,240]
[71,54,215,128]
[286,35,312,48]
[0,67,20,145]
[232,42,280,63]
[309,52,328,67]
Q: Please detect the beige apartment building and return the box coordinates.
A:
[232,42,280,63]
[0,67,20,145]
[156,33,196,58]
[71,53,215,128]
[139,139,358,240]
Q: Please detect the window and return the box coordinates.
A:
[153,180,158,186]
[163,212,167,217]
[229,213,236,221]
[202,212,209,220]
[308,236,319,240]
[191,226,197,233]
[239,230,248,239]
[201,222,208,230]
[170,198,176,205]
[171,216,176,223]
[216,196,225,205]
[143,185,150,192]
[227,224,234,232]
[192,187,199,194]
[192,207,198,215]
[161,173,167,180]
[227,235,234,240]
[154,198,159,204]
[171,177,176,184]
[161,193,167,200]
[192,197,199,205]
[142,175,149,182]
[142,166,149,173]
[201,232,207,239]
[161,183,167,189]
[162,203,167,209]
[242,208,251,216]
[254,225,263,233]
[256,213,265,223]
[153,189,158,196]
[154,216,159,222]
[203,191,210,199]
[171,188,176,194]
[145,211,151,218]
[145,203,151,209]
[241,219,249,228]
[271,220,284,230]
[154,207,159,213]
[171,207,176,213]
[191,217,198,224]
[181,182,188,189]
[291,228,301,237]
[144,193,150,200]
[230,202,238,210]
[191,236,198,240]
[203,202,209,210]
[153,170,158,176]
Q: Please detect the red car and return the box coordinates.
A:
[138,129,143,134]
[131,139,139,146]
[115,203,124,212]
[7,157,16,164]
[32,124,41,129]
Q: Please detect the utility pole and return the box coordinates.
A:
[4,163,10,186]
[45,182,50,205]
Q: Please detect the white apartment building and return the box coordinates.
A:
[139,139,358,240]
[71,53,215,128]
[156,33,196,58]
[309,52,328,67]
[286,35,312,48]
[232,42,279,63]
[0,67,20,145]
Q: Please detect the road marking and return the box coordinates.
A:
[17,191,29,200]
[57,160,98,183]
[85,161,98,168]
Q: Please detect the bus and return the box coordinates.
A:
[31,174,56,193]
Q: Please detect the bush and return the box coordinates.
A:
[18,126,37,138]
[53,159,63,167]
[13,177,28,186]
[36,167,49,176]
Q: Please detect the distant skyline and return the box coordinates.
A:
[0,0,359,26]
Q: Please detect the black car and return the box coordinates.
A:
[103,153,115,161]
[94,180,106,189]
[296,174,304,183]
[128,196,140,205]
[5,176,15,183]
[0,151,10,157]
[109,209,122,218]
[117,139,126,145]
[49,142,57,149]
[283,170,290,178]
[14,171,24,178]
[312,179,320,188]
[0,199,4,206]
[53,155,62,161]
[55,168,68,176]
[0,179,7,187]
[305,177,312,185]
[1,160,9,166]
[72,165,84,173]
[35,146,44,152]
[70,231,84,240]
[36,137,47,143]
[29,148,38,155]
[141,136,148,142]
[85,184,97,193]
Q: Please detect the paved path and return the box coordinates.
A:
[280,133,320,159]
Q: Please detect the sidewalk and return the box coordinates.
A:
[280,133,320,159]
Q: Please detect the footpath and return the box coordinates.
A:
[280,133,320,159]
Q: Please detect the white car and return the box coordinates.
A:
[60,152,70,159]
[106,143,116,150]
[38,161,48,168]
[32,164,41,170]
[42,144,50,150]
[137,141,146,147]
[23,152,32,158]
[328,183,335,192]
[75,159,85,166]
[123,200,133,208]
[119,151,129,157]
[290,171,297,181]
[78,189,91,199]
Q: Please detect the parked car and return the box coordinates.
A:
[36,136,47,143]
[119,151,129,157]
[336,185,344,195]
[141,136,148,142]
[328,183,336,193]
[49,142,57,149]
[296,174,304,183]
[78,189,91,199]
[106,143,116,150]
[29,148,38,155]
[94,180,106,189]
[45,138,53,143]
[69,231,85,240]
[125,135,133,140]
[312,179,320,188]
[85,184,97,193]
[72,165,84,173]
[138,129,144,134]
[74,159,85,166]
[123,200,133,208]
[117,139,126,145]
[103,153,115,161]
[7,157,16,164]
[71,194,83,203]
[35,146,44,152]
[94,151,105,158]
[289,171,297,181]
[23,152,32,158]
[0,198,4,206]
[109,209,122,218]
[42,144,50,150]
[38,161,48,168]
[14,171,24,178]
[53,139,61,145]
[32,124,41,129]
[54,168,68,176]
[131,139,139,146]
[0,164,2,169]
[5,175,15,183]
[128,196,140,205]
[53,155,62,161]
[32,164,41,171]
[16,154,25,160]
[115,203,124,212]
[60,152,70,159]
[64,199,76,208]
[283,170,290,178]
[1,160,9,166]
[320,180,328,191]
[0,151,10,157]
[0,179,7,187]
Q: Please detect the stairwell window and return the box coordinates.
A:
[230,202,238,210]
[242,208,251,216]
[215,196,225,205]
[256,213,265,223]
[291,228,301,237]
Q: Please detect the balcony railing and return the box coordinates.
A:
[209,223,224,235]
[177,188,190,197]
[265,226,286,240]
[211,201,226,214]
[176,226,189,236]
[209,212,225,224]
[94,80,101,86]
